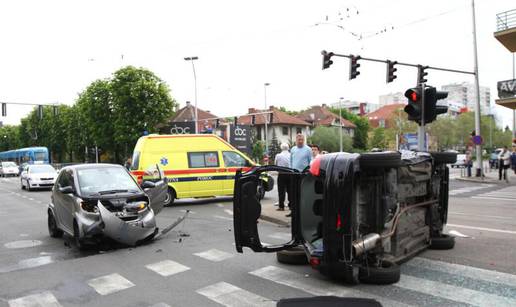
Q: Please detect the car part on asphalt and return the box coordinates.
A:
[276,246,309,265]
[429,234,455,250]
[358,260,401,285]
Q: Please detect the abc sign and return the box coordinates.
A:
[170,125,191,134]
[234,127,247,136]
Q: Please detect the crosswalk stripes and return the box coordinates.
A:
[87,273,135,295]
[145,260,190,277]
[196,282,275,307]
[471,186,516,201]
[194,249,234,262]
[448,184,495,196]
[8,291,62,307]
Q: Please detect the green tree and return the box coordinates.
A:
[369,127,386,149]
[0,125,21,151]
[269,129,281,161]
[251,140,265,163]
[309,126,353,153]
[278,106,301,116]
[328,108,369,150]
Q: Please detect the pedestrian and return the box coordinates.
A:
[287,134,312,217]
[124,157,132,170]
[498,146,511,182]
[465,151,472,177]
[274,143,291,211]
[511,146,516,175]
[310,144,321,164]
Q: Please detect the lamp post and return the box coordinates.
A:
[184,56,199,133]
[264,83,270,157]
[339,97,344,152]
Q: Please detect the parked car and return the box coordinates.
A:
[20,164,58,191]
[233,151,456,284]
[0,161,20,177]
[451,154,467,168]
[47,164,168,249]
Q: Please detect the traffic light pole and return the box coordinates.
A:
[418,83,426,151]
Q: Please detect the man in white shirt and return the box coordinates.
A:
[274,143,291,211]
[499,146,511,182]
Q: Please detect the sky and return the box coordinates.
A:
[0,0,515,129]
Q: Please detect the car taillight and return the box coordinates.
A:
[81,202,98,213]
[336,214,342,231]
[309,156,321,176]
[309,257,320,268]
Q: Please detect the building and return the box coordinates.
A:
[379,92,406,107]
[296,105,356,137]
[365,104,406,129]
[441,82,491,114]
[237,106,311,145]
[159,101,226,135]
[329,100,376,116]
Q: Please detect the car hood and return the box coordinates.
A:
[3,167,18,172]
[29,172,56,179]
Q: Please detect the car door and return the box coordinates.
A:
[53,170,70,232]
[233,165,303,253]
[57,170,76,233]
[142,165,168,215]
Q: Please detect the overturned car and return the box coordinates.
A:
[233,151,456,284]
[47,164,168,249]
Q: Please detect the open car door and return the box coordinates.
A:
[142,164,168,215]
[233,165,302,253]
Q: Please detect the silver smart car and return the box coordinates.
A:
[47,163,168,249]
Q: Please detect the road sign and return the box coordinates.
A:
[229,124,251,155]
[160,121,195,134]
[497,79,516,98]
[472,135,483,145]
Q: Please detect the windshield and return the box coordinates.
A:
[77,167,140,196]
[34,152,47,161]
[1,162,17,168]
[30,165,56,174]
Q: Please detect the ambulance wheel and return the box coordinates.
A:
[164,188,176,206]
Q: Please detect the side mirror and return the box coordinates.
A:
[141,181,156,189]
[59,186,74,194]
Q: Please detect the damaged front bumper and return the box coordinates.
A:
[82,201,157,246]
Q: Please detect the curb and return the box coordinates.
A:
[260,214,290,227]
[455,177,501,184]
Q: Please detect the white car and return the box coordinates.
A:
[0,161,20,177]
[451,154,467,168]
[20,164,58,191]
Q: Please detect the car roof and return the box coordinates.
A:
[62,163,124,172]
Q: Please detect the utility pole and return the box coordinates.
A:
[418,83,426,151]
[184,56,199,133]
[471,0,483,177]
[339,97,343,152]
[264,83,270,157]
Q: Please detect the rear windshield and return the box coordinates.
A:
[30,165,56,174]
[1,162,16,167]
[77,167,140,196]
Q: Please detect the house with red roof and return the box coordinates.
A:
[159,101,227,135]
[296,105,356,137]
[365,103,406,128]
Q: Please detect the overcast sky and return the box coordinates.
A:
[0,0,514,129]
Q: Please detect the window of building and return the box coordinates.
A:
[282,126,289,135]
[296,127,302,134]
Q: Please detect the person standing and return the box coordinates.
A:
[511,147,516,175]
[310,144,321,162]
[274,143,291,211]
[465,151,472,177]
[498,146,511,182]
[290,134,312,172]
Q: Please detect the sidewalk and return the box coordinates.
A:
[455,167,516,184]
[260,198,290,226]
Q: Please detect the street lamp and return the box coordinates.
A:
[339,97,344,152]
[264,83,270,157]
[184,56,199,134]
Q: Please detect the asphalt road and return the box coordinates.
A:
[1,172,516,307]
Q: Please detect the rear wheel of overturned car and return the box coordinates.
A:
[359,152,402,169]
[359,260,401,285]
[164,187,176,206]
[276,246,309,265]
[48,211,63,238]
[429,234,455,250]
[73,221,87,251]
[430,152,457,165]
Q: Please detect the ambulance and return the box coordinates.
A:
[130,134,272,205]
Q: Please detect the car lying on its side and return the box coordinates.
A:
[47,163,168,249]
[20,164,57,190]
[0,161,19,177]
[233,150,456,284]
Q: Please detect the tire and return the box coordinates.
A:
[48,211,63,238]
[359,260,401,285]
[73,221,87,251]
[257,185,265,201]
[359,152,402,169]
[430,152,457,164]
[276,246,308,265]
[164,187,176,206]
[429,234,455,250]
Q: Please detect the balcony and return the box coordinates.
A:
[494,9,516,52]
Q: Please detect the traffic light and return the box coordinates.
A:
[38,105,43,120]
[423,86,448,123]
[417,65,428,84]
[349,55,361,80]
[1,103,6,117]
[386,60,397,83]
[251,115,256,125]
[321,50,334,70]
[404,87,423,123]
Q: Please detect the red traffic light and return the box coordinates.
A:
[405,88,421,102]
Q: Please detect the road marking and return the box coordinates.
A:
[194,249,234,262]
[87,273,135,295]
[8,291,62,307]
[249,266,408,307]
[224,209,233,216]
[268,232,291,241]
[214,215,233,221]
[449,212,514,220]
[196,282,275,307]
[472,196,516,201]
[449,184,495,195]
[396,274,516,307]
[408,257,516,288]
[447,224,516,235]
[4,240,43,249]
[148,303,171,307]
[28,198,34,201]
[216,203,225,208]
[145,260,190,277]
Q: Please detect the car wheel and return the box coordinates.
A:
[359,260,401,285]
[430,152,457,165]
[73,221,87,251]
[256,185,265,201]
[48,211,63,238]
[164,187,176,206]
[276,246,308,265]
[429,234,455,250]
[359,152,402,169]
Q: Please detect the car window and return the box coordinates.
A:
[29,165,56,174]
[130,151,140,170]
[77,166,140,196]
[222,151,248,167]
[57,170,72,188]
[188,152,220,168]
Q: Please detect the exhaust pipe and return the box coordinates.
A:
[353,233,381,257]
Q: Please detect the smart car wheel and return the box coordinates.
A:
[359,260,401,285]
[430,152,457,165]
[48,211,63,238]
[276,246,309,265]
[164,187,176,206]
[429,234,455,250]
[73,221,87,251]
[359,152,402,169]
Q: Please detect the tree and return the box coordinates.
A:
[278,106,301,116]
[269,129,281,161]
[369,127,386,149]
[111,66,176,159]
[251,140,265,163]
[0,125,21,151]
[309,126,353,153]
[328,108,369,150]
